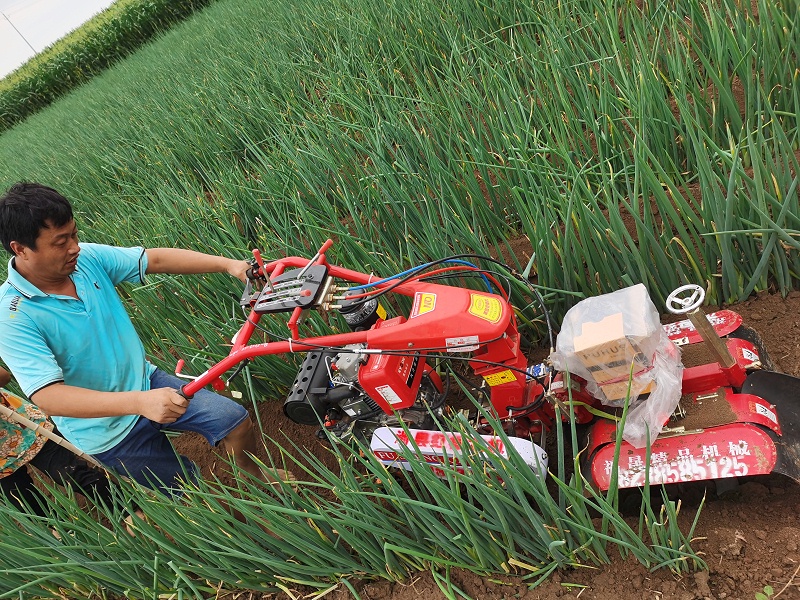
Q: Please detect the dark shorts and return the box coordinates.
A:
[93,368,249,494]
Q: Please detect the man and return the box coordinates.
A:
[0,182,280,493]
[0,366,114,516]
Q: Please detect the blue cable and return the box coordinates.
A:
[349,260,492,292]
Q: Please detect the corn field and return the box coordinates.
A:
[0,0,214,130]
[0,0,797,596]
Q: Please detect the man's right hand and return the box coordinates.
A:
[138,388,190,423]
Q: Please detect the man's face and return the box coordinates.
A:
[15,219,80,280]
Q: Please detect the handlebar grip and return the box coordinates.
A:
[246,253,265,280]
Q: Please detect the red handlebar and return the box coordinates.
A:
[179,239,339,389]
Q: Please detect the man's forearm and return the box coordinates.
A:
[146,248,247,280]
[33,382,190,424]
[32,383,143,418]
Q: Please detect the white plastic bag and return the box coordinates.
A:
[549,284,683,448]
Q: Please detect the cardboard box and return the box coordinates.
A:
[573,312,655,402]
[598,378,657,402]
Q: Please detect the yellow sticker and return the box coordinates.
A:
[410,292,437,318]
[469,294,503,323]
[376,303,387,320]
[483,370,517,386]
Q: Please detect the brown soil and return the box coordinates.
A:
[174,290,800,600]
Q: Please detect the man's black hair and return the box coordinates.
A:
[0,182,74,254]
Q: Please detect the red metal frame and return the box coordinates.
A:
[179,241,529,422]
[581,333,783,490]
[588,423,777,489]
[176,240,788,491]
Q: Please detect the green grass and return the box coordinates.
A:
[0,0,796,595]
[0,411,706,599]
[0,1,795,349]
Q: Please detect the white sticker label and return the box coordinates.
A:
[445,335,480,353]
[375,384,404,405]
[550,379,580,391]
[755,402,778,424]
[742,348,759,363]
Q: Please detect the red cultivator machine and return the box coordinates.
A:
[177,240,800,491]
[583,285,799,490]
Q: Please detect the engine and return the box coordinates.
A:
[283,344,445,442]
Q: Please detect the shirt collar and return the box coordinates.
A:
[6,257,49,299]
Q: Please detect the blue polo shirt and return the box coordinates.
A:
[0,243,155,454]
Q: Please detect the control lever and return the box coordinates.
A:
[297,238,333,279]
[252,249,275,293]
